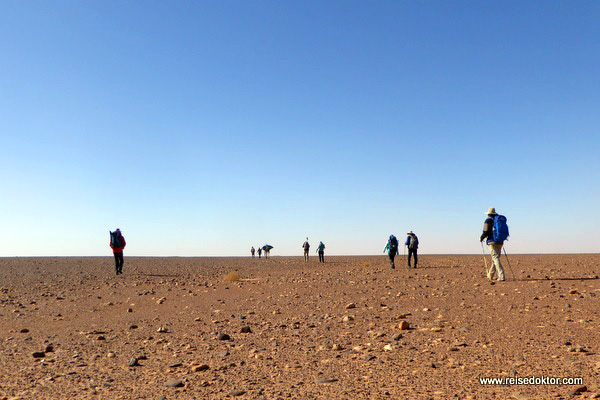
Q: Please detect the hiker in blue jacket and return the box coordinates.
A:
[480,207,506,281]
[316,241,325,263]
[405,231,419,268]
[383,235,399,269]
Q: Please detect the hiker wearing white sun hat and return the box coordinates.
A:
[480,207,506,281]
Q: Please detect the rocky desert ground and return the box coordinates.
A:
[0,254,598,400]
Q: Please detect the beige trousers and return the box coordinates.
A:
[487,243,505,281]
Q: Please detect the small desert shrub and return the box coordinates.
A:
[363,262,371,268]
[224,271,241,282]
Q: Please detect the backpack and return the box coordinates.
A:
[492,215,509,242]
[408,235,419,250]
[303,241,310,250]
[389,236,398,250]
[110,231,122,248]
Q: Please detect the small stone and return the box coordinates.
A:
[44,344,54,353]
[569,289,579,295]
[191,364,209,372]
[163,379,184,388]
[332,344,343,351]
[20,329,29,333]
[423,308,431,311]
[96,335,106,340]
[169,363,183,368]
[157,327,168,333]
[157,297,166,304]
[127,308,133,313]
[393,333,403,341]
[362,354,376,361]
[240,326,252,333]
[399,321,410,330]
[157,396,167,400]
[572,386,587,394]
[217,333,230,341]
[342,315,354,322]
[32,351,45,358]
[129,324,138,330]
[231,390,246,396]
[129,357,139,367]
[107,352,116,358]
[315,378,339,383]
[345,303,356,309]
[383,344,394,351]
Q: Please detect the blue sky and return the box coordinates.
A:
[1,1,598,256]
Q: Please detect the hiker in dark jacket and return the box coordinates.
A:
[109,229,126,275]
[480,207,505,281]
[251,247,255,258]
[383,235,399,269]
[257,247,262,258]
[405,231,419,268]
[316,241,325,263]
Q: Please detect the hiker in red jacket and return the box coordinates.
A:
[110,229,126,275]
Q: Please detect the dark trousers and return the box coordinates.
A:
[114,252,124,274]
[408,249,418,267]
[388,251,397,268]
[318,251,324,263]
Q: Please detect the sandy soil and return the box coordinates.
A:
[0,254,598,400]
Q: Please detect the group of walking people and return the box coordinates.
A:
[110,207,509,283]
[384,231,419,269]
[250,245,273,259]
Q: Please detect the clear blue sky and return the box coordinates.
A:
[1,1,598,256]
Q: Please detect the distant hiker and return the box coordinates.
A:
[109,229,126,275]
[405,231,419,268]
[257,247,262,258]
[383,235,399,269]
[251,247,255,258]
[302,238,310,262]
[262,244,273,259]
[480,207,508,281]
[316,241,325,263]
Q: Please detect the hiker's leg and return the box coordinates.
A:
[407,250,412,267]
[114,253,119,274]
[118,252,124,274]
[488,243,504,280]
[491,243,505,281]
[414,250,418,268]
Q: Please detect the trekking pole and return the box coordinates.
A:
[480,241,489,278]
[502,247,517,281]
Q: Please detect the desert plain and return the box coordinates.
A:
[0,254,598,400]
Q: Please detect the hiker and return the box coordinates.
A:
[262,245,272,258]
[257,247,262,258]
[316,241,325,263]
[383,235,399,269]
[109,229,126,275]
[251,246,255,258]
[480,207,507,281]
[405,231,419,268]
[302,238,310,262]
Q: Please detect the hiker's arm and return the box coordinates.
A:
[122,237,126,248]
[480,220,492,242]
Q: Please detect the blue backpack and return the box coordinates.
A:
[389,235,398,250]
[492,215,509,242]
[110,231,123,248]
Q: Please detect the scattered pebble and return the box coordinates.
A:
[163,379,184,388]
